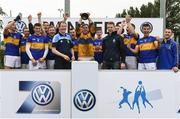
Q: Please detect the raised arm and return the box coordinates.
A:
[3,21,15,35]
[28,15,34,35]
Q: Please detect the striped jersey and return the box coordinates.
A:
[4,32,22,56]
[137,36,158,63]
[27,35,48,60]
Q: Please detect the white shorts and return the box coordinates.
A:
[125,56,137,69]
[28,60,46,70]
[138,63,157,70]
[47,60,55,69]
[4,55,21,68]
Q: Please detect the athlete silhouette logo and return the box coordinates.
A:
[118,81,153,113]
[119,87,132,109]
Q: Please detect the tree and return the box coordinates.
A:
[116,0,180,35]
[140,4,148,17]
[127,7,136,17]
[115,13,121,18]
[0,7,6,16]
[165,0,180,34]
[134,7,141,18]
[120,9,127,17]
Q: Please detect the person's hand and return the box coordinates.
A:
[39,57,45,63]
[28,15,32,22]
[71,55,75,61]
[78,16,82,24]
[63,55,70,61]
[95,46,101,51]
[63,13,69,21]
[121,20,126,28]
[125,15,131,23]
[172,67,179,73]
[87,12,91,20]
[156,36,160,41]
[31,58,37,66]
[37,12,42,18]
[87,12,90,16]
[127,43,131,49]
[14,15,21,22]
[120,63,126,69]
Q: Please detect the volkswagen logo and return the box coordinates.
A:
[16,21,26,33]
[74,89,96,111]
[32,84,54,106]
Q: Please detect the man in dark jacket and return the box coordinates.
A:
[102,21,126,69]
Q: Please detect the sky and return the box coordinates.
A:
[1,0,155,18]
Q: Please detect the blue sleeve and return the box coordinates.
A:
[52,35,59,43]
[52,35,59,47]
[3,33,10,38]
[67,34,72,41]
[27,36,32,43]
[137,40,140,45]
[18,33,22,39]
[44,36,48,43]
[151,36,156,42]
[93,40,96,46]
[172,42,178,67]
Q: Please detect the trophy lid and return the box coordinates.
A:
[80,13,89,20]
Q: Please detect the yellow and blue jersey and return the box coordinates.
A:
[72,38,78,60]
[93,39,103,64]
[76,22,96,58]
[137,36,158,63]
[78,33,94,57]
[72,38,78,52]
[3,32,21,56]
[123,34,138,56]
[27,35,48,60]
[157,39,178,69]
[20,38,29,64]
[46,35,55,60]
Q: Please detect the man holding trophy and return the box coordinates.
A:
[76,12,96,61]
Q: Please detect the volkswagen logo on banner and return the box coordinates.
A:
[17,81,60,114]
[74,89,96,111]
[32,84,54,106]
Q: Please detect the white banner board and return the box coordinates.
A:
[98,71,179,118]
[0,70,71,118]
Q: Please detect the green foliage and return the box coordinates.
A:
[116,0,180,35]
[0,6,6,15]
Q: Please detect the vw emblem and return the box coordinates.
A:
[32,84,54,106]
[74,89,96,111]
[16,21,26,33]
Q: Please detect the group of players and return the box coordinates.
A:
[0,13,179,72]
